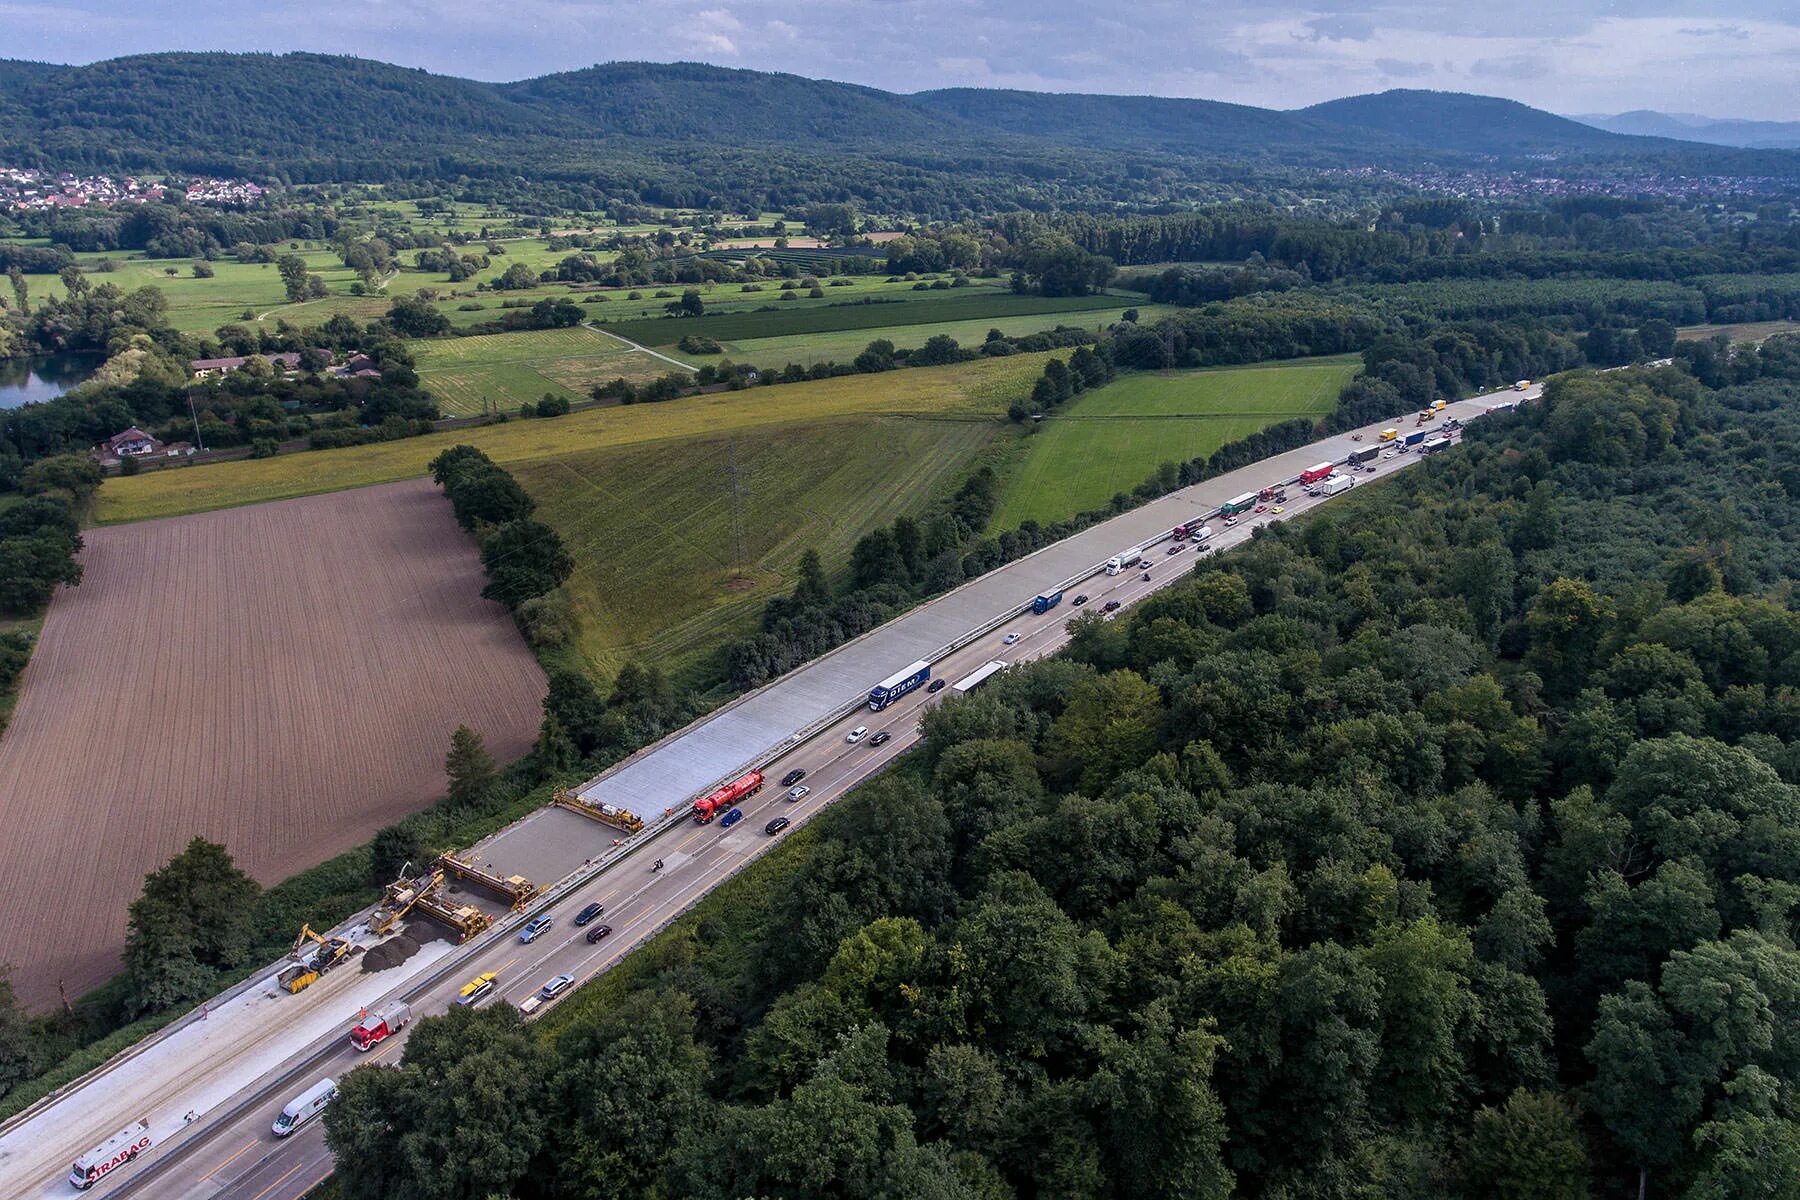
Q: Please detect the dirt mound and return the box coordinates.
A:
[361,934,420,973]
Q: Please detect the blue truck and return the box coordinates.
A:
[868,659,931,710]
[1403,429,1428,447]
[1032,590,1064,614]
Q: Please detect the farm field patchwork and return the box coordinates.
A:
[514,415,1005,678]
[989,355,1358,530]
[0,479,546,1008]
[695,303,1175,368]
[96,352,1050,523]
[595,290,1129,345]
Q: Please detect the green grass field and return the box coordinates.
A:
[516,416,1004,678]
[96,352,1049,523]
[988,356,1358,530]
[1675,320,1800,345]
[704,303,1174,368]
[412,326,682,415]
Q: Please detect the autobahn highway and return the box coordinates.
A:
[10,384,1537,1199]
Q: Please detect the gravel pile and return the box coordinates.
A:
[360,933,420,973]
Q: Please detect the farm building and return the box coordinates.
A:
[189,351,308,378]
[106,427,160,457]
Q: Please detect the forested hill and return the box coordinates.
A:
[0,53,1790,184]
[1302,90,1634,154]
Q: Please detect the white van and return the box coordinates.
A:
[273,1077,338,1137]
[69,1120,152,1190]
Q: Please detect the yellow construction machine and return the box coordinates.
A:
[551,787,645,834]
[277,923,354,994]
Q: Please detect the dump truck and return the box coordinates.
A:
[350,1003,411,1052]
[278,924,352,994]
[693,770,765,824]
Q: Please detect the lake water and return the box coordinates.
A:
[0,354,101,408]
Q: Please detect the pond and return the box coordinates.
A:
[0,353,102,409]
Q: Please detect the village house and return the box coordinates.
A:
[188,351,311,379]
[106,427,160,457]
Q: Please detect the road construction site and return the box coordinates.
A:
[0,384,1539,1199]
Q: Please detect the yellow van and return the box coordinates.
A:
[1431,399,1447,412]
[1379,428,1400,442]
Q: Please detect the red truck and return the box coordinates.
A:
[1298,462,1335,486]
[349,1002,411,1052]
[692,770,765,824]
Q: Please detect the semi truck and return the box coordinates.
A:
[1220,492,1257,516]
[1106,549,1143,575]
[1298,462,1335,485]
[1350,446,1380,465]
[952,660,1009,694]
[69,1120,152,1190]
[693,770,765,823]
[1403,429,1428,447]
[1319,474,1356,496]
[350,1002,411,1052]
[868,660,931,710]
[1032,590,1064,615]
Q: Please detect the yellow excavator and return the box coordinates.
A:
[276,923,353,994]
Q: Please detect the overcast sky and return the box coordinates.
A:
[3,0,1798,120]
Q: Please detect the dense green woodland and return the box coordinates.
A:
[0,55,1794,211]
[324,343,1800,1199]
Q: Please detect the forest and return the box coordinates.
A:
[321,339,1800,1200]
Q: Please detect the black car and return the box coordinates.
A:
[927,678,946,693]
[1072,594,1088,606]
[573,902,604,927]
[870,730,892,747]
[1103,600,1121,612]
[765,816,791,835]
[780,768,806,787]
[585,924,612,943]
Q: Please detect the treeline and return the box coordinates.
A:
[428,446,571,610]
[326,354,1800,1200]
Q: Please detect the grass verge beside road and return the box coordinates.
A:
[989,355,1358,530]
[516,416,1007,680]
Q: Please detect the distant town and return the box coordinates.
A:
[0,166,265,210]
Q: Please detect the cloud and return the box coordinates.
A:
[1304,14,1376,42]
[1373,57,1433,78]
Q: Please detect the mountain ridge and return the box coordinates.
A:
[0,53,1790,184]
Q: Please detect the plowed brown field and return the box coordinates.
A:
[0,479,546,1008]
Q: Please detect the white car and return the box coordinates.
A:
[1003,632,1021,645]
[846,726,868,743]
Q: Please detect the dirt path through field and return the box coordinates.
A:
[0,479,545,1009]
